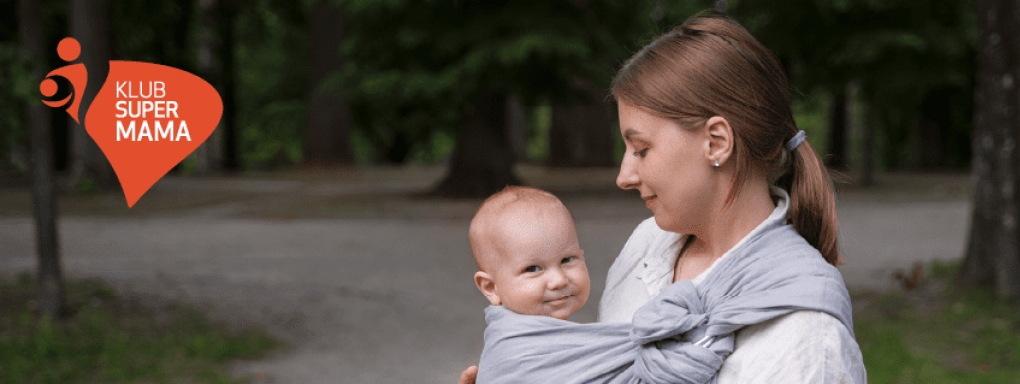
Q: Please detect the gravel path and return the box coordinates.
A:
[0,168,970,383]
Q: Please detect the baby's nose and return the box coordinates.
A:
[547,269,569,289]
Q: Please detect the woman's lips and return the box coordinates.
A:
[643,195,656,208]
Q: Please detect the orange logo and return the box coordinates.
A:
[41,37,223,208]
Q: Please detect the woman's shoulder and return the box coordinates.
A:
[718,311,866,384]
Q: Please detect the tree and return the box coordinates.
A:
[433,90,520,196]
[67,0,116,191]
[19,0,64,319]
[304,0,355,166]
[194,0,224,173]
[958,0,1020,297]
[218,0,239,171]
[546,0,650,168]
[548,80,615,167]
[826,87,849,169]
[730,0,975,174]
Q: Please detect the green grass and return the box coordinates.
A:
[0,274,280,384]
[854,263,1020,383]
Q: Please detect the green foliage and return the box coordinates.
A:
[527,105,552,163]
[730,0,977,169]
[235,0,310,169]
[1,0,981,170]
[792,92,832,155]
[337,0,654,164]
[0,275,279,384]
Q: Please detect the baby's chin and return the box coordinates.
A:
[512,300,585,320]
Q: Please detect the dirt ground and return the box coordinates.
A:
[0,166,971,383]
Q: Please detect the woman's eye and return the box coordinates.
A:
[633,148,649,157]
[524,265,541,273]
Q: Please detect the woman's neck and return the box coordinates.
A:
[674,179,776,281]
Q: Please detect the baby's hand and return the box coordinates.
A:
[458,366,478,384]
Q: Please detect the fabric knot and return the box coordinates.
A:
[631,281,707,344]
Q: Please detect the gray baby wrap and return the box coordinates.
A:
[476,218,854,384]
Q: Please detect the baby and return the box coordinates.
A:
[469,186,590,320]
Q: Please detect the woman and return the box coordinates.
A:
[462,14,865,383]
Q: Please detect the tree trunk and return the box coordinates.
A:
[432,91,521,197]
[548,83,615,167]
[507,95,528,162]
[219,0,239,171]
[19,0,64,319]
[305,0,355,166]
[861,101,877,186]
[193,0,223,173]
[916,89,951,168]
[959,0,1020,298]
[826,86,848,169]
[67,0,116,191]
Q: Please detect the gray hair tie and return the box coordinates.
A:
[786,130,807,151]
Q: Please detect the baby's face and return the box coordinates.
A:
[486,215,590,320]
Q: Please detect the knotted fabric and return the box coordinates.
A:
[476,216,854,384]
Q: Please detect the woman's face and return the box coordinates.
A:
[616,101,716,234]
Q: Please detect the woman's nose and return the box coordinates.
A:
[616,156,639,190]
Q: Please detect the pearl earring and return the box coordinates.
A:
[713,160,720,168]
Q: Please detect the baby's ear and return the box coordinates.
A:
[474,271,501,306]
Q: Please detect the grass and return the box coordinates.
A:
[854,262,1020,383]
[0,274,280,384]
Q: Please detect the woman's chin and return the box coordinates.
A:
[652,215,682,233]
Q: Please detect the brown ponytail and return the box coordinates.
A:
[781,141,841,265]
[612,13,841,265]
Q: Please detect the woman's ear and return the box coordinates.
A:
[474,271,501,305]
[704,116,734,167]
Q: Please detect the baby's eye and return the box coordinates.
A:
[523,265,541,273]
[561,257,576,264]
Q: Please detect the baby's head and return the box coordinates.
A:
[470,186,590,320]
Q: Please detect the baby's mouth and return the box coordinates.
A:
[545,294,574,304]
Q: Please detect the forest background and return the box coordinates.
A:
[0,0,977,189]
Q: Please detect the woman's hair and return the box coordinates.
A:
[611,13,841,265]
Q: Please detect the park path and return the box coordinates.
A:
[0,167,969,383]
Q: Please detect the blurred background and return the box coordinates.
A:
[2,0,1017,383]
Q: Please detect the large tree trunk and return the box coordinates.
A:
[19,0,64,319]
[67,0,116,191]
[548,83,615,167]
[219,0,239,171]
[193,0,223,173]
[826,86,848,169]
[959,0,1020,297]
[432,91,521,197]
[304,0,355,166]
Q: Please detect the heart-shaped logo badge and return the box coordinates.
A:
[41,37,223,207]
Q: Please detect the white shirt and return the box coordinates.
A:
[598,190,866,383]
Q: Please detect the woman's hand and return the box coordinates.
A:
[458,366,478,384]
